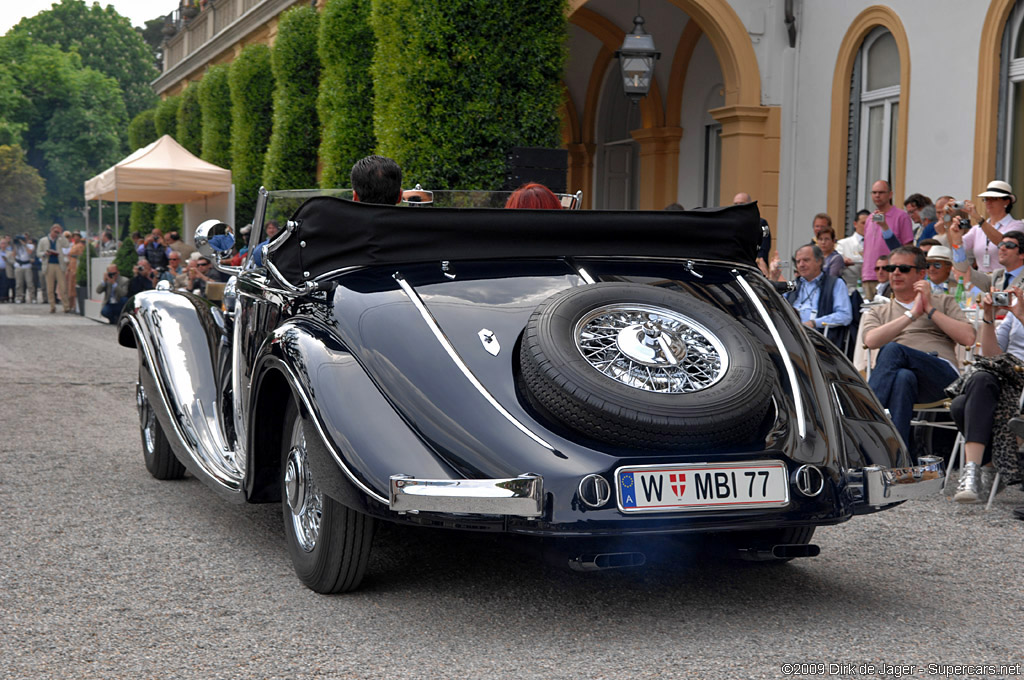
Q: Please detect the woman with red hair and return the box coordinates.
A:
[504,183,562,210]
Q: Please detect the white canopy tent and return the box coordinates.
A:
[80,135,235,323]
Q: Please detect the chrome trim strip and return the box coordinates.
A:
[735,274,807,439]
[389,474,543,517]
[862,456,944,505]
[576,266,596,284]
[123,310,242,493]
[274,360,390,506]
[394,272,555,451]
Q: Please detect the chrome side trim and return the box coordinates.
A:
[274,359,390,506]
[576,266,596,284]
[862,456,944,505]
[389,473,543,517]
[736,274,807,439]
[123,304,242,493]
[394,272,555,450]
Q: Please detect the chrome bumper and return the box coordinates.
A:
[389,473,543,517]
[862,456,945,505]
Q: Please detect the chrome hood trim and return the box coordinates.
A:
[123,291,241,493]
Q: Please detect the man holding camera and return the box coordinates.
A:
[36,223,70,314]
[862,180,914,298]
[862,245,975,447]
[128,259,157,297]
[95,264,130,324]
[948,222,1024,294]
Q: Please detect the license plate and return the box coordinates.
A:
[616,461,790,513]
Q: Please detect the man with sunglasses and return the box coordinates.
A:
[924,246,954,294]
[862,245,976,447]
[947,227,1024,294]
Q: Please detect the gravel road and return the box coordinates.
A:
[1,303,1021,680]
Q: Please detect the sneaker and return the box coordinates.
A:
[954,461,981,503]
[978,466,1006,500]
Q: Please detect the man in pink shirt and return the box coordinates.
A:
[861,180,914,298]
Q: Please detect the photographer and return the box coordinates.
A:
[11,234,35,304]
[948,223,1024,294]
[187,256,226,298]
[861,180,914,298]
[947,285,1024,505]
[95,264,129,324]
[127,259,157,297]
[136,228,170,273]
[958,180,1024,273]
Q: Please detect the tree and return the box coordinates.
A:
[10,0,159,119]
[0,145,45,234]
[263,6,321,191]
[153,96,182,233]
[0,35,127,220]
[199,64,232,170]
[318,0,375,189]
[229,44,274,224]
[371,0,567,189]
[139,16,167,71]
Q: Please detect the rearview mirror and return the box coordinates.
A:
[195,219,235,259]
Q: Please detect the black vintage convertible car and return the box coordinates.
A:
[118,187,944,593]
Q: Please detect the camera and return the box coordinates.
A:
[993,291,1011,307]
[872,213,884,223]
[952,201,966,209]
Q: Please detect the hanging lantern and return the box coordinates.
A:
[615,15,661,104]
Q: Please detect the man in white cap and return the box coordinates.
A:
[924,245,955,294]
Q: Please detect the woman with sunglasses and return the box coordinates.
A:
[957,180,1024,273]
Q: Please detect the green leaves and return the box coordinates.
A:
[230,44,274,224]
[0,145,45,233]
[199,64,232,170]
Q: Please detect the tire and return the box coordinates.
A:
[137,368,186,480]
[281,400,375,594]
[519,283,776,449]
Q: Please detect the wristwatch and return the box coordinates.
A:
[904,310,915,321]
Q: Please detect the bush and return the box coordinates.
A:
[113,233,138,277]
[178,83,202,156]
[263,6,320,190]
[229,44,274,223]
[371,0,566,189]
[317,0,375,189]
[154,94,180,137]
[199,64,232,170]
[128,108,158,234]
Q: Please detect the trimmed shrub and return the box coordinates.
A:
[263,6,321,190]
[153,95,182,233]
[229,44,274,224]
[199,64,232,170]
[76,241,97,286]
[113,234,138,277]
[371,0,567,189]
[178,83,203,156]
[318,0,375,189]
[128,109,158,234]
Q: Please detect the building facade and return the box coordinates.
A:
[153,0,1024,258]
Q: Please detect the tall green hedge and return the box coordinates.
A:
[229,43,275,224]
[371,0,567,189]
[318,0,375,189]
[177,83,202,156]
[153,95,182,234]
[127,109,158,234]
[263,6,321,190]
[199,64,232,170]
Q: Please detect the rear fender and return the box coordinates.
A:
[247,321,461,508]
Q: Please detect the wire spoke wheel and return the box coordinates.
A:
[284,418,323,552]
[575,304,728,393]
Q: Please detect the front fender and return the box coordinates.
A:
[249,320,462,508]
[119,290,242,499]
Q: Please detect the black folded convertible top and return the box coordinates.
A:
[270,196,763,284]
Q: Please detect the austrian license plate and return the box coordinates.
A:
[616,461,790,513]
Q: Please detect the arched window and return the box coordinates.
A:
[999,2,1024,198]
[852,28,900,213]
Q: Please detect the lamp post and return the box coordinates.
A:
[615,15,660,104]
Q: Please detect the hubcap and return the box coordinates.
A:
[285,418,322,552]
[575,304,728,393]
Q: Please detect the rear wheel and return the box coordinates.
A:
[137,368,186,480]
[281,400,375,593]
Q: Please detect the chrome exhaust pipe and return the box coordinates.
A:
[567,552,647,572]
[739,543,821,561]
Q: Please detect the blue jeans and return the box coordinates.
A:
[868,343,959,446]
[101,299,126,324]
